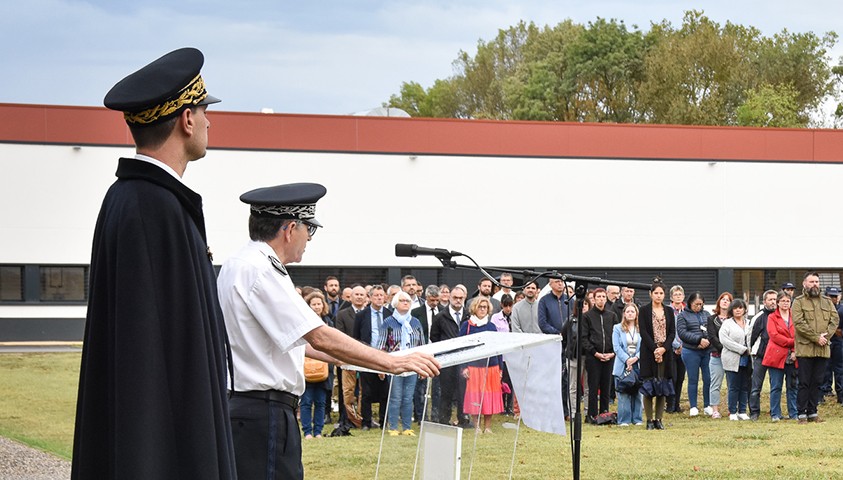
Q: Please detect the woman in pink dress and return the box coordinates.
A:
[460,297,504,433]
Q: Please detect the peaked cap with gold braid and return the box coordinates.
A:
[104,47,220,126]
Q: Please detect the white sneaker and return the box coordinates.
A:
[689,407,699,417]
[617,423,630,427]
[737,413,750,421]
[729,414,739,421]
[703,406,713,416]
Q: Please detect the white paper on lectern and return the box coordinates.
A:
[342,331,563,374]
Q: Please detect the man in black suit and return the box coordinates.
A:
[323,276,341,319]
[411,285,441,344]
[352,285,391,429]
[429,284,469,426]
[411,285,441,423]
[611,286,639,320]
[334,285,368,428]
[402,275,423,310]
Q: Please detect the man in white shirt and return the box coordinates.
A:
[218,184,439,480]
[492,273,516,302]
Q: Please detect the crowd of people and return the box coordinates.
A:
[301,270,843,437]
[297,275,513,437]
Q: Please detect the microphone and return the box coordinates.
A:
[395,243,461,258]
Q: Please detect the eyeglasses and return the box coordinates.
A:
[299,220,319,237]
[283,220,319,237]
[477,305,489,309]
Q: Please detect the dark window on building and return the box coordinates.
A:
[284,267,390,290]
[40,266,88,302]
[0,266,23,301]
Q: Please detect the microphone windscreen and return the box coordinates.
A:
[394,243,416,257]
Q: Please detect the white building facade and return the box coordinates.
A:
[2,103,842,339]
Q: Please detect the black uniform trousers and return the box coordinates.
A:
[434,365,467,425]
[360,372,388,427]
[229,395,303,480]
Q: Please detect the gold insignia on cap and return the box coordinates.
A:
[124,75,209,125]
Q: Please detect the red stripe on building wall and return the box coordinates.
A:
[1,103,841,163]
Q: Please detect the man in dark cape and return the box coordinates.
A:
[71,48,236,479]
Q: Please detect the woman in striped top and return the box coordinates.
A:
[377,291,425,436]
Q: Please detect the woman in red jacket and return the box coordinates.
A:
[762,291,798,421]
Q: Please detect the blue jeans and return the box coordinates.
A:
[749,356,768,416]
[726,366,751,414]
[709,355,725,406]
[681,348,710,409]
[300,384,328,436]
[387,374,418,430]
[768,364,798,419]
[614,371,642,425]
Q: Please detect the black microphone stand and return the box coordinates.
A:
[416,249,651,480]
[560,274,650,480]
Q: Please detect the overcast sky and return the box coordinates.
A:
[1,0,841,116]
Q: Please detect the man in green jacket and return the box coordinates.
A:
[793,271,839,424]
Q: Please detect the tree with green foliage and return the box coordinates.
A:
[563,18,650,123]
[386,10,841,128]
[505,20,584,121]
[639,11,760,125]
[736,83,803,127]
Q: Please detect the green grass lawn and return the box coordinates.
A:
[0,353,80,459]
[4,352,843,478]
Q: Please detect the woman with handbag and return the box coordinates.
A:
[301,291,334,439]
[763,292,799,421]
[613,303,643,426]
[676,292,712,417]
[377,291,425,436]
[719,298,753,421]
[639,278,676,430]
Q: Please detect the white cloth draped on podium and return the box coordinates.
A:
[503,339,566,435]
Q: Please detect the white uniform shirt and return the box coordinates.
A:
[217,241,325,396]
[492,289,515,302]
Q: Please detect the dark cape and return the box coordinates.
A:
[71,158,236,479]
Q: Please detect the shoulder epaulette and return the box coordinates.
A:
[268,255,288,276]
